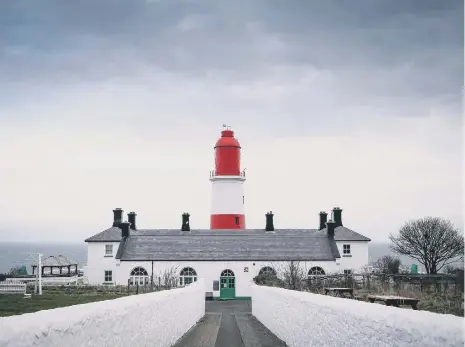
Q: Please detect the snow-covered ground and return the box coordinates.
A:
[0,280,205,347]
[252,284,464,347]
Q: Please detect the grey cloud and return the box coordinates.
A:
[0,0,462,119]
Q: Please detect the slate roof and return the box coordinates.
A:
[85,226,370,261]
[116,230,340,261]
[313,226,371,241]
[85,228,320,242]
[85,227,122,242]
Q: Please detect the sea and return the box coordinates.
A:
[0,241,418,275]
[0,242,87,274]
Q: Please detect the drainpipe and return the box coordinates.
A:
[151,261,154,288]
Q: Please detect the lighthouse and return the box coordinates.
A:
[210,126,246,229]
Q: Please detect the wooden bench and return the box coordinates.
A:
[324,287,354,298]
[367,295,419,310]
[0,282,27,295]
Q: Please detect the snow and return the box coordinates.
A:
[0,280,205,347]
[251,284,464,347]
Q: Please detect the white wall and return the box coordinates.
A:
[86,241,120,284]
[251,284,464,347]
[85,256,339,297]
[336,241,369,272]
[0,280,205,347]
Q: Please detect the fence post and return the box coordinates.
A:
[457,270,464,293]
[127,278,130,294]
[136,282,139,294]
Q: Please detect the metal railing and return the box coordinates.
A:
[209,170,246,177]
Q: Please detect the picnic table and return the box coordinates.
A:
[367,295,419,310]
[324,287,354,298]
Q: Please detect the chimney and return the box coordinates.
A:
[332,207,343,227]
[319,211,328,230]
[181,213,190,231]
[265,211,274,231]
[120,221,131,238]
[326,220,335,238]
[112,208,123,227]
[128,212,137,230]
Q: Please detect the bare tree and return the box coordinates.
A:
[157,266,179,289]
[373,255,402,275]
[444,264,464,274]
[275,261,307,291]
[389,217,464,274]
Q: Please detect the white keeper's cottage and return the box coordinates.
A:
[84,128,371,299]
[84,207,370,300]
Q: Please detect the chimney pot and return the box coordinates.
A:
[113,208,123,227]
[265,211,274,231]
[332,207,343,227]
[319,211,328,230]
[120,221,131,238]
[326,220,336,238]
[181,213,190,231]
[128,212,137,230]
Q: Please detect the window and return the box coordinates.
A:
[104,270,112,282]
[308,267,325,276]
[221,269,235,277]
[130,267,149,285]
[179,267,197,286]
[235,216,240,225]
[105,244,113,256]
[343,244,351,255]
[344,269,352,275]
[258,266,277,277]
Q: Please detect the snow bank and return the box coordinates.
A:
[0,280,205,347]
[251,284,464,347]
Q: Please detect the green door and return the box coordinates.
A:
[219,269,236,300]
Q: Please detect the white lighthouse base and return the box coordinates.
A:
[210,175,245,229]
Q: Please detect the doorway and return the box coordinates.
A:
[219,269,235,299]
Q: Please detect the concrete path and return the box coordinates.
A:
[172,300,287,347]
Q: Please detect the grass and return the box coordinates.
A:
[0,286,136,317]
[340,286,464,317]
[267,277,465,317]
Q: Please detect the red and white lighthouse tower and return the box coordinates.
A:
[210,126,246,229]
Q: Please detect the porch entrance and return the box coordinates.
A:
[219,269,235,299]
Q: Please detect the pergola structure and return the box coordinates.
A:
[32,255,78,276]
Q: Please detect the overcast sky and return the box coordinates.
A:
[0,0,462,243]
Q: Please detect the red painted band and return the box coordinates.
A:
[210,214,245,229]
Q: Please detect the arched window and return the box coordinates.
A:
[179,267,197,286]
[258,266,277,277]
[130,267,149,285]
[308,266,325,276]
[221,269,235,277]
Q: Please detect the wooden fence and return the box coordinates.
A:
[0,282,27,295]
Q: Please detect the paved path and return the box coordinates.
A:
[172,300,287,347]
